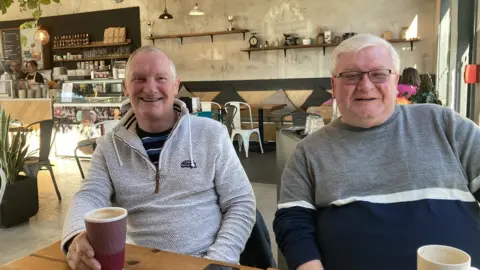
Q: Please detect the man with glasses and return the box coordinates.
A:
[274,34,480,270]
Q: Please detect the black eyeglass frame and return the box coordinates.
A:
[334,69,394,85]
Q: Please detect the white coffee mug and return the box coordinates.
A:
[417,245,478,270]
[18,89,26,99]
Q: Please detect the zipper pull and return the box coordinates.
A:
[154,169,160,194]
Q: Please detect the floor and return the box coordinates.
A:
[0,150,278,266]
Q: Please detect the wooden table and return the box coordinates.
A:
[251,104,285,150]
[8,126,29,133]
[3,240,268,270]
[222,103,286,150]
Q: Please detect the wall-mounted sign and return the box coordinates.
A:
[1,28,22,62]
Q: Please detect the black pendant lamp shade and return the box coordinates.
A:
[160,0,173,19]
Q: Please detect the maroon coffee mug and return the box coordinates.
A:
[84,207,128,270]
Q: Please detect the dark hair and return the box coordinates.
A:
[26,60,38,69]
[399,67,421,86]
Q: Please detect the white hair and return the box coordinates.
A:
[330,33,400,75]
[125,46,177,79]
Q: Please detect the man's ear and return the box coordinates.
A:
[174,77,181,96]
[331,76,336,99]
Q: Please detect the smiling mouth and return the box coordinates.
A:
[140,97,163,102]
[355,98,377,102]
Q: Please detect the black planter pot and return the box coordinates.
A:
[0,175,39,228]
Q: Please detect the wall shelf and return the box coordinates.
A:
[241,43,339,59]
[53,54,131,62]
[52,39,132,50]
[67,79,124,84]
[241,38,421,59]
[388,38,421,51]
[147,29,249,45]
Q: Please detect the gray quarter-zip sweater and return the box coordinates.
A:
[62,99,256,264]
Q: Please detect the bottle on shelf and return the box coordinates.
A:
[317,27,325,45]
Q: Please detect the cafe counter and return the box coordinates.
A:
[53,96,129,157]
[0,98,53,124]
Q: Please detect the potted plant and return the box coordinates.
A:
[0,109,39,227]
[1,0,62,47]
[1,0,61,17]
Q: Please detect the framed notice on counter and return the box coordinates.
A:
[1,28,22,62]
[61,82,73,102]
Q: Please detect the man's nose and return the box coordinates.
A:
[143,78,158,93]
[356,73,375,91]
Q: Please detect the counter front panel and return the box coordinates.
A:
[0,98,53,124]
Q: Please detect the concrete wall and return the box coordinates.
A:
[0,0,437,81]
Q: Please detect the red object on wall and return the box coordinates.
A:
[464,64,480,84]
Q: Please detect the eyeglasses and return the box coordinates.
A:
[335,69,393,85]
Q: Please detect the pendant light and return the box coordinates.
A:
[34,28,50,45]
[159,0,173,19]
[189,3,204,16]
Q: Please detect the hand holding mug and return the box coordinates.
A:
[66,231,101,270]
[84,207,128,270]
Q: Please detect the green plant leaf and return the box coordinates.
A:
[32,8,42,19]
[0,110,31,184]
[1,0,60,17]
[20,21,36,29]
[27,0,38,10]
[1,0,14,9]
[20,35,27,48]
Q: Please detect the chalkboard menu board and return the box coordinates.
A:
[1,28,21,61]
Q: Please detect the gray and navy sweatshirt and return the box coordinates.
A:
[274,104,480,270]
[62,99,256,264]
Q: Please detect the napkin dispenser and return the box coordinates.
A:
[304,115,325,135]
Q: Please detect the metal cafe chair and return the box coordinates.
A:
[23,119,62,201]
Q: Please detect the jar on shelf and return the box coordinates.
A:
[382,31,392,40]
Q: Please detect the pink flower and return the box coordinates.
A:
[397,84,418,98]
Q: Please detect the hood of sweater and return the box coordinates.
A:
[110,98,195,172]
